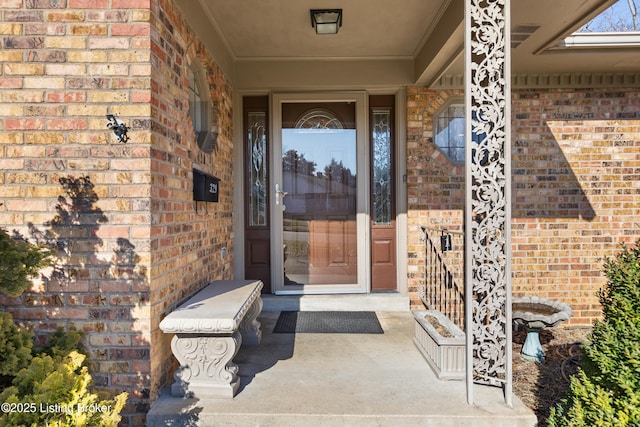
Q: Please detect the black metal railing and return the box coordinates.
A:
[420,226,465,330]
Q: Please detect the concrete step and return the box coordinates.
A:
[148,406,536,427]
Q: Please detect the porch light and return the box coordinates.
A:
[105,114,129,143]
[310,9,342,35]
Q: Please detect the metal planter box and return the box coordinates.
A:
[413,310,465,380]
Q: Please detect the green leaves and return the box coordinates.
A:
[549,241,640,427]
[0,312,33,382]
[0,228,51,297]
[0,315,126,427]
[0,351,127,427]
[0,200,126,426]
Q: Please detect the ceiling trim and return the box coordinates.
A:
[413,0,464,86]
[512,72,640,88]
[430,72,640,89]
[234,58,414,91]
[174,0,235,79]
[411,0,455,57]
[234,55,414,62]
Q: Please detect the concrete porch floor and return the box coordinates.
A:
[147,306,536,427]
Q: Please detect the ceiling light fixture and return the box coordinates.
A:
[310,9,342,35]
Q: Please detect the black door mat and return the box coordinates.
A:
[273,311,384,334]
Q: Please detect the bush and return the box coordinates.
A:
[0,230,127,426]
[548,241,640,427]
[0,351,127,427]
[0,228,51,297]
[40,326,85,361]
[0,318,127,427]
[0,312,33,387]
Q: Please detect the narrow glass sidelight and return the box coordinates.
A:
[372,109,392,225]
[243,96,272,292]
[369,95,397,292]
[248,112,267,227]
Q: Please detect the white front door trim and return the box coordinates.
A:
[270,91,370,295]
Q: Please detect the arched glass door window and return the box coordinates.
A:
[295,109,344,129]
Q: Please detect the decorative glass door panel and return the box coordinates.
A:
[272,94,367,294]
[243,96,272,292]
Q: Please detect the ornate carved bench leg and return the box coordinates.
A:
[170,331,242,398]
[239,296,263,346]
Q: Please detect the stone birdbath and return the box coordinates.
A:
[512,296,573,362]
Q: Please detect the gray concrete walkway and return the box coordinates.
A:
[147,310,536,427]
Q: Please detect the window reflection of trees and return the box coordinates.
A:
[284,108,357,216]
[282,149,316,176]
[282,149,355,188]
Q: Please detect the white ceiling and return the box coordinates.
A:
[178,0,639,88]
[197,0,446,59]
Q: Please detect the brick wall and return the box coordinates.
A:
[406,89,465,308]
[407,86,640,326]
[0,0,234,425]
[148,0,235,410]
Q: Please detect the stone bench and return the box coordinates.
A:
[159,279,263,398]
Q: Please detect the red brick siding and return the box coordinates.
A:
[0,0,234,425]
[407,87,640,326]
[148,0,235,411]
[0,0,153,424]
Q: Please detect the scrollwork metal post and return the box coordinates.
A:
[464,0,512,406]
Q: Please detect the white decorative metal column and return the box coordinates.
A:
[464,0,512,406]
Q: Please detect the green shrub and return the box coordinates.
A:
[0,351,127,427]
[0,312,33,387]
[548,241,640,427]
[0,228,51,297]
[0,320,126,427]
[0,228,127,426]
[40,326,85,361]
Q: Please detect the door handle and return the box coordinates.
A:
[275,184,288,206]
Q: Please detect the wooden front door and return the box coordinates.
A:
[243,93,397,293]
